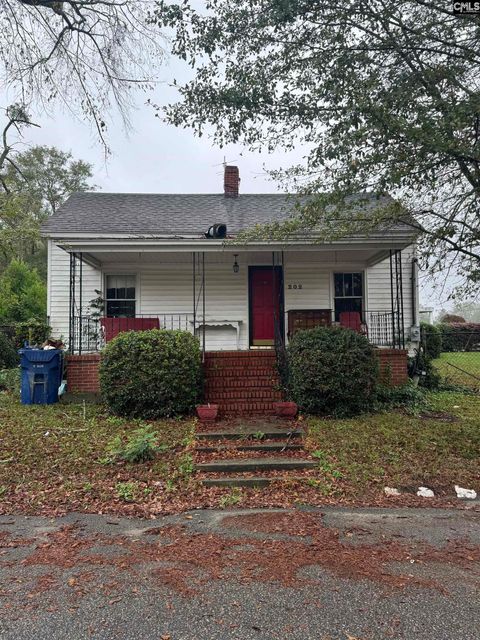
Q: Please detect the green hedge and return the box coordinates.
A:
[287,326,379,416]
[99,329,202,418]
[0,332,18,369]
[438,323,480,352]
[420,322,442,359]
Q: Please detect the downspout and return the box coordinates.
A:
[192,251,196,338]
[411,257,419,326]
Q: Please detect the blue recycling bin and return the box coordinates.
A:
[19,348,63,405]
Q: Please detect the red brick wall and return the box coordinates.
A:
[66,354,101,393]
[65,348,409,398]
[375,349,408,386]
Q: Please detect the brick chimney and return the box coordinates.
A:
[224,165,240,197]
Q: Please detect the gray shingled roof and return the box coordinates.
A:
[42,191,406,239]
[42,192,302,236]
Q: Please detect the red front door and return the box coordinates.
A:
[250,267,282,346]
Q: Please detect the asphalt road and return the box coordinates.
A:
[1,506,479,640]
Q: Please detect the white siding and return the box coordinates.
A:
[47,244,419,350]
[47,241,101,342]
[366,245,417,344]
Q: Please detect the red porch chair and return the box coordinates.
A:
[100,317,160,343]
[339,311,367,335]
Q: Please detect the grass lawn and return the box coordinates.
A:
[306,391,480,495]
[0,389,479,514]
[433,352,480,391]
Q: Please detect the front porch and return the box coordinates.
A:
[60,246,415,356]
[53,244,414,411]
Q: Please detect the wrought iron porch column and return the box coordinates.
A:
[78,252,83,355]
[202,252,206,360]
[389,250,396,348]
[68,252,76,354]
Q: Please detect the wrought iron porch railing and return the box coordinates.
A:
[70,314,194,354]
[71,309,405,354]
[285,309,405,349]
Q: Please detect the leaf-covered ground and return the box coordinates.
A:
[0,390,479,516]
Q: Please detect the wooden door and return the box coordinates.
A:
[250,267,282,346]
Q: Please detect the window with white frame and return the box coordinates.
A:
[333,272,364,320]
[105,275,136,317]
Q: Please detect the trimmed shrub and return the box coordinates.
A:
[420,322,442,359]
[0,332,18,368]
[439,323,480,352]
[287,326,379,416]
[100,329,201,418]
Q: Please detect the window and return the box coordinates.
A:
[333,272,363,320]
[105,275,136,317]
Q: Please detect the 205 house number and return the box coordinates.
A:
[288,283,303,289]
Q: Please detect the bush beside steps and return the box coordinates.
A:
[100,329,201,419]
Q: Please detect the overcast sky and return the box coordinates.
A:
[14,54,305,195]
[2,46,451,311]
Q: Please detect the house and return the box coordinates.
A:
[42,166,419,413]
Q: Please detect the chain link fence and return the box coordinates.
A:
[422,325,480,391]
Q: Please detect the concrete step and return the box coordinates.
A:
[200,476,299,488]
[195,442,303,453]
[196,429,304,441]
[196,457,317,473]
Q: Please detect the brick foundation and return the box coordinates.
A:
[65,348,409,406]
[66,354,101,393]
[375,349,409,386]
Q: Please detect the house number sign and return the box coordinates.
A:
[288,283,303,289]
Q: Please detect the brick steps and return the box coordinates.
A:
[204,351,282,415]
[205,378,277,389]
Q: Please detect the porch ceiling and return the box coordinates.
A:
[58,245,407,268]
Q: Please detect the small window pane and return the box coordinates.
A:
[106,287,116,299]
[353,273,363,297]
[106,300,135,318]
[126,287,136,299]
[334,274,343,297]
[106,275,118,290]
[344,274,353,296]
